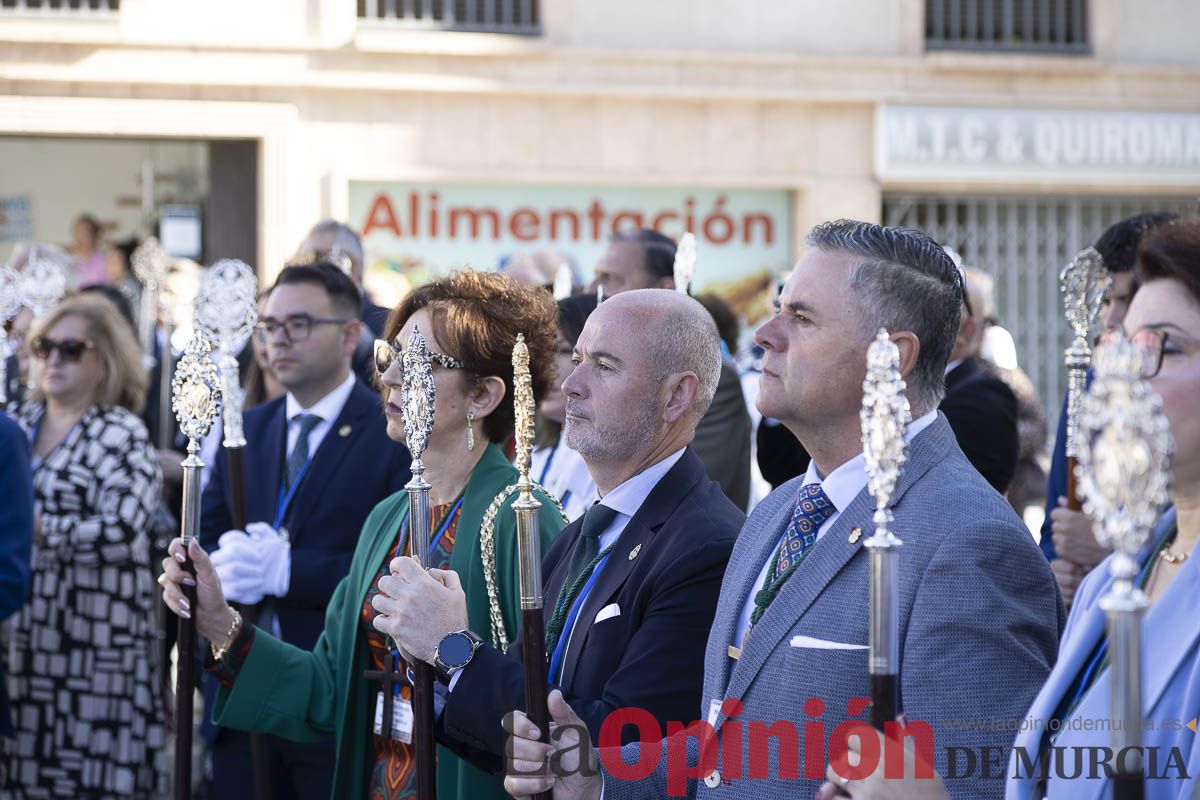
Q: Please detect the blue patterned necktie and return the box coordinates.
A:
[286,413,322,486]
[771,484,837,581]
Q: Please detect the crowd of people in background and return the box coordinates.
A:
[0,209,1195,798]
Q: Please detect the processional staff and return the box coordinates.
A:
[673,231,696,295]
[170,332,223,800]
[15,250,67,392]
[194,259,258,528]
[133,237,175,450]
[512,333,552,800]
[860,329,911,732]
[1060,247,1109,510]
[402,325,439,800]
[0,265,19,405]
[1076,330,1172,800]
[192,258,271,800]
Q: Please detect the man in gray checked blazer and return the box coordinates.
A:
[504,220,1065,800]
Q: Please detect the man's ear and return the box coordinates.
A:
[342,318,363,358]
[662,372,699,425]
[891,330,921,381]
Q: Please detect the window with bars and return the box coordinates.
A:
[926,0,1088,53]
[882,194,1200,424]
[358,0,540,34]
[0,0,117,11]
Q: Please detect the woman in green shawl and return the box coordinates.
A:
[160,270,565,800]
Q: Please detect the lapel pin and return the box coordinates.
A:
[628,544,642,561]
[338,424,352,437]
[848,527,863,544]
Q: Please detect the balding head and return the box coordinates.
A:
[596,290,722,420]
[563,289,723,491]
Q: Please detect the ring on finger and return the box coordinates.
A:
[157,573,167,586]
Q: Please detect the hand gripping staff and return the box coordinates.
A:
[170,332,222,800]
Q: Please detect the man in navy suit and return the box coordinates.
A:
[377,289,744,766]
[199,261,410,800]
[0,411,33,742]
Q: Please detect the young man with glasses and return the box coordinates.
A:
[197,261,411,800]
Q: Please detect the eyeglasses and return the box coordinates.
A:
[1099,327,1173,379]
[30,336,95,362]
[374,338,465,379]
[254,314,349,343]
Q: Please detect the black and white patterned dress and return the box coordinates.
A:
[4,403,165,798]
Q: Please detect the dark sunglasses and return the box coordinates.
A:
[374,338,465,379]
[30,336,95,362]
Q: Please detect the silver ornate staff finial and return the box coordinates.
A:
[132,237,171,366]
[673,232,696,295]
[16,250,67,319]
[860,328,911,730]
[862,329,911,540]
[553,263,574,301]
[0,265,20,405]
[1078,330,1172,579]
[1060,247,1109,462]
[172,332,222,453]
[194,259,258,448]
[1077,329,1172,792]
[402,326,437,467]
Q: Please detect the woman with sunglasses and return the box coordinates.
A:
[6,294,165,797]
[159,270,566,800]
[816,219,1200,800]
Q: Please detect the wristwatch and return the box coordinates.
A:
[433,629,484,680]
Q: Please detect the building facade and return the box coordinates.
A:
[2,0,1199,413]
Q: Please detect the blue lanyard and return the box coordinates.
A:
[395,495,465,564]
[273,456,314,530]
[539,441,559,485]
[548,552,611,685]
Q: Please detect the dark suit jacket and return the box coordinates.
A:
[361,295,391,338]
[200,378,410,649]
[440,447,743,768]
[0,412,33,737]
[939,357,1019,494]
[691,360,752,510]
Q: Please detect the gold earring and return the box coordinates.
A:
[466,410,475,451]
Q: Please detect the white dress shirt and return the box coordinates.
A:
[732,411,938,649]
[283,371,357,463]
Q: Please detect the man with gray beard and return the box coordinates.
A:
[382,289,745,768]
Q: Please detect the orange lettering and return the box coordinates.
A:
[362,193,403,237]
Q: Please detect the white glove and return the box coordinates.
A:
[209,522,291,604]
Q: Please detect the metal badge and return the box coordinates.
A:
[193,258,258,448]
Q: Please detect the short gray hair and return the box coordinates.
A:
[606,289,722,421]
[647,293,722,421]
[307,219,364,270]
[806,219,963,411]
